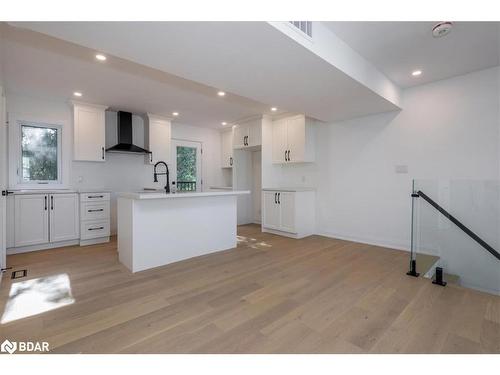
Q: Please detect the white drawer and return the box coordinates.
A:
[81,201,109,221]
[80,192,110,202]
[80,219,110,240]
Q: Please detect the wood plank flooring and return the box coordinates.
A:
[0,224,498,353]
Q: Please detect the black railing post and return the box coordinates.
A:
[432,267,447,287]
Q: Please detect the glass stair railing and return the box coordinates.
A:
[408,179,500,295]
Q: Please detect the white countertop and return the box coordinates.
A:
[117,190,250,200]
[10,189,111,195]
[209,186,233,191]
[262,187,316,192]
[11,189,77,195]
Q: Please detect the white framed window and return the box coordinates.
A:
[17,121,62,186]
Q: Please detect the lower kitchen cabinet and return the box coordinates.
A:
[262,189,315,239]
[13,193,79,248]
[49,193,80,242]
[14,194,49,247]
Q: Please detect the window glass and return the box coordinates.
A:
[21,125,58,182]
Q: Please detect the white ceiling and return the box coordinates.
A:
[325,22,500,88]
[11,22,399,123]
[0,24,274,129]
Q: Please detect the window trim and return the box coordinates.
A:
[17,121,63,187]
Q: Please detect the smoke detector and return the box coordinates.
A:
[432,22,453,38]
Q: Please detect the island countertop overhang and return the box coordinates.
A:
[116,190,250,200]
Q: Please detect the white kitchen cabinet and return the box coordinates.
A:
[233,118,262,149]
[80,192,110,245]
[262,189,315,238]
[14,194,49,247]
[73,102,108,162]
[145,113,171,165]
[221,129,234,168]
[13,193,80,249]
[262,191,280,229]
[49,193,79,242]
[272,115,315,164]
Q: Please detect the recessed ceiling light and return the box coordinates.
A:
[412,70,422,76]
[221,122,227,125]
[217,91,226,97]
[95,54,107,61]
[73,92,82,97]
[271,107,277,112]
[172,112,179,116]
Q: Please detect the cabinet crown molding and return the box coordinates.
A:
[70,100,109,110]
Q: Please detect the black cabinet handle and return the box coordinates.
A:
[88,195,104,199]
[102,147,105,160]
[50,195,54,210]
[44,196,47,210]
[287,150,291,161]
[88,227,104,231]
[150,152,153,163]
[278,192,280,204]
[229,157,233,166]
[274,192,277,204]
[88,209,104,212]
[284,150,287,161]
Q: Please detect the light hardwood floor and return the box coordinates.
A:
[0,224,499,353]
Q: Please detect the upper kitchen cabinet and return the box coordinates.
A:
[272,115,315,164]
[233,117,262,150]
[221,128,234,168]
[145,113,172,165]
[73,102,108,162]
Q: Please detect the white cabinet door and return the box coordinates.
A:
[50,194,79,242]
[247,121,262,147]
[146,114,171,165]
[262,191,280,230]
[272,118,287,163]
[14,194,49,247]
[73,103,107,162]
[278,192,296,233]
[221,130,233,168]
[232,124,248,149]
[286,116,306,163]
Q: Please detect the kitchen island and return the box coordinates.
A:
[116,190,250,272]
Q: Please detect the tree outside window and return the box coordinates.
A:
[21,125,59,182]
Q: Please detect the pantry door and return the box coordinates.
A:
[170,139,202,193]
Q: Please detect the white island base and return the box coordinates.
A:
[117,191,249,273]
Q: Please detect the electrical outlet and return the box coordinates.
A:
[395,165,408,174]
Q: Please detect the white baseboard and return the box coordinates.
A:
[316,230,410,252]
[80,237,110,247]
[7,239,80,255]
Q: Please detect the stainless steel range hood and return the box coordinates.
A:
[106,111,151,154]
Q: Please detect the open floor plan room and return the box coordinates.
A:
[1,225,498,354]
[0,15,499,360]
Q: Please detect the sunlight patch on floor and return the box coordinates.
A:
[237,235,272,249]
[1,273,75,324]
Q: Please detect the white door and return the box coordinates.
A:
[50,193,79,242]
[148,116,171,165]
[272,118,287,164]
[0,87,6,270]
[286,116,305,163]
[232,124,248,149]
[263,191,280,230]
[221,130,233,168]
[279,192,296,233]
[171,139,202,192]
[73,104,106,162]
[14,194,49,247]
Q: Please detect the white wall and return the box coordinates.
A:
[6,92,225,234]
[315,66,499,252]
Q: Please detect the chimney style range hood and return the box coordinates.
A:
[106,111,151,154]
